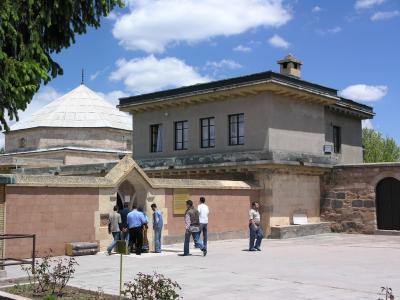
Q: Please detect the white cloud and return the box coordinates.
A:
[362,119,374,129]
[316,26,342,35]
[371,10,400,21]
[90,71,101,81]
[355,0,385,10]
[0,86,62,149]
[112,0,292,53]
[268,34,290,48]
[109,55,211,94]
[312,6,322,12]
[339,84,388,102]
[97,90,130,107]
[233,45,252,52]
[205,59,242,70]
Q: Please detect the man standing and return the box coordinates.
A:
[107,206,122,255]
[249,201,263,251]
[127,205,147,255]
[119,202,130,242]
[181,200,207,256]
[198,197,209,251]
[151,203,163,253]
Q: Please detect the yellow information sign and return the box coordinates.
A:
[173,188,189,215]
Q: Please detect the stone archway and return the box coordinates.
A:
[376,177,400,230]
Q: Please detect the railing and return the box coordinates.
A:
[0,234,36,273]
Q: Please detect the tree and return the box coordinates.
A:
[362,128,400,163]
[0,0,123,131]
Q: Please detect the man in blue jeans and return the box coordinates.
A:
[181,200,207,256]
[198,197,209,250]
[107,206,122,255]
[249,201,263,251]
[151,203,163,253]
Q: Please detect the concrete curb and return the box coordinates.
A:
[0,290,32,300]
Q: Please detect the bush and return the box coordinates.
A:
[21,251,78,297]
[122,272,181,300]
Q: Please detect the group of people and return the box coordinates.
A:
[107,202,163,255]
[107,197,263,256]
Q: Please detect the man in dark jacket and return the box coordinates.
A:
[181,200,207,256]
[119,202,130,242]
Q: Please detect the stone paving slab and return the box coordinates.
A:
[4,233,400,299]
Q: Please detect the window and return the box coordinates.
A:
[333,126,341,153]
[175,121,188,150]
[126,139,132,151]
[19,138,26,148]
[150,124,163,152]
[200,117,215,148]
[229,113,244,145]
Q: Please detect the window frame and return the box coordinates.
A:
[150,124,163,153]
[228,113,244,146]
[174,120,188,151]
[333,125,341,154]
[200,117,215,149]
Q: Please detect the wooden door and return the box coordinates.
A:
[376,177,400,230]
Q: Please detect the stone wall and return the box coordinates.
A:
[5,127,131,153]
[321,163,400,234]
[5,186,99,258]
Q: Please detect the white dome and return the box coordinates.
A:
[10,85,132,131]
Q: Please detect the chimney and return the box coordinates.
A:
[277,54,303,78]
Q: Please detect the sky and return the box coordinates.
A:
[3,0,400,146]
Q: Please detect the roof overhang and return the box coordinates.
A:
[329,100,375,119]
[119,79,339,113]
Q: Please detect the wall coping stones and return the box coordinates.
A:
[270,222,331,239]
[2,156,258,190]
[335,162,400,169]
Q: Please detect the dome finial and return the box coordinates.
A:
[81,69,84,85]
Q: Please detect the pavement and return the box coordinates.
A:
[4,233,400,299]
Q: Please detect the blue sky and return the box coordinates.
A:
[5,0,400,146]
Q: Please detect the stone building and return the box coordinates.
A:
[1,156,259,258]
[118,54,375,236]
[2,84,132,167]
[1,55,399,263]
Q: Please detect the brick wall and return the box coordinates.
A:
[164,188,259,243]
[321,164,400,233]
[5,186,99,258]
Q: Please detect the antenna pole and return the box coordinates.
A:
[81,69,84,85]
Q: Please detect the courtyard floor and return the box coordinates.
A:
[4,233,400,299]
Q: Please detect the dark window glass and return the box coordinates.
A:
[175,121,188,150]
[229,113,244,145]
[333,126,341,153]
[200,117,215,148]
[150,124,162,152]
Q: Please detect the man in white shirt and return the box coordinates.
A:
[198,197,209,250]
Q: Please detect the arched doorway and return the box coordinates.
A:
[116,193,124,211]
[376,177,400,230]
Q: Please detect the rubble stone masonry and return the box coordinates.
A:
[321,163,400,234]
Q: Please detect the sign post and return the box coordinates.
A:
[116,240,128,299]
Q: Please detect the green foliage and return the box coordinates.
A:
[122,272,182,300]
[42,295,57,300]
[362,128,400,163]
[0,0,123,131]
